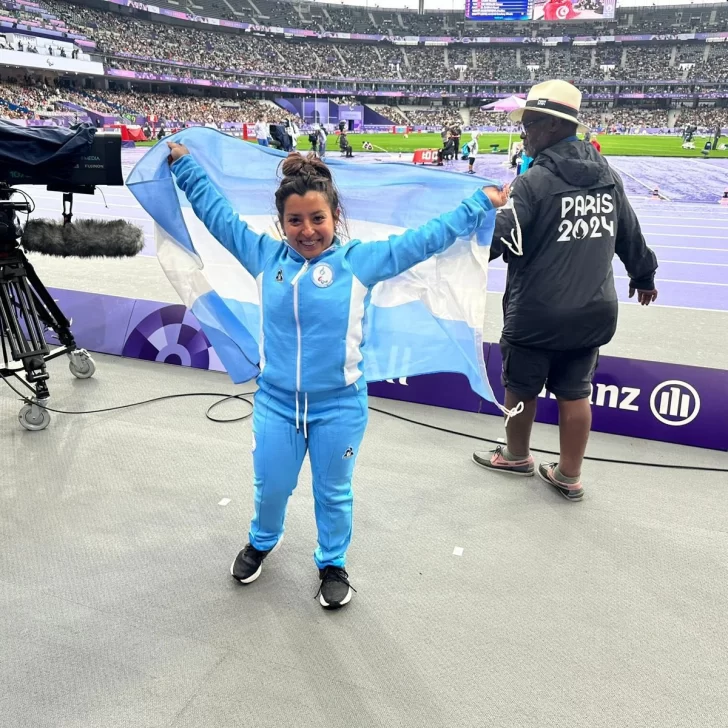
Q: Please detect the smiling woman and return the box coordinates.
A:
[163,138,505,611]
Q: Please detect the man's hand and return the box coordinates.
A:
[167,141,190,166]
[483,183,510,209]
[629,286,658,305]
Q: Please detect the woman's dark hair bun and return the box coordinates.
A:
[280,152,332,181]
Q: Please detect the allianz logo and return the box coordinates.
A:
[539,379,701,427]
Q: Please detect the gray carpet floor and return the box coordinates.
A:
[1,352,727,728]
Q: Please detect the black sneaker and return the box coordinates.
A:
[317,566,355,610]
[230,538,281,584]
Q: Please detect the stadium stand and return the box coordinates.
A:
[0,0,726,131]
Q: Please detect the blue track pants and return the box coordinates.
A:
[249,380,368,569]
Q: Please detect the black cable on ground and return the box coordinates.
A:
[367,406,728,473]
[0,372,255,424]
[1,372,726,473]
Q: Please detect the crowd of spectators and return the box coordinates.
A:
[2,0,728,132]
[0,76,302,125]
[1,0,719,47]
[33,0,728,39]
[2,76,725,132]
[10,0,727,86]
[598,108,671,131]
[676,106,728,132]
[404,108,459,128]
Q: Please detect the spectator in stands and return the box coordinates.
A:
[473,80,659,501]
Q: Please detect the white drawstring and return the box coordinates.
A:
[500,200,524,257]
[294,393,309,439]
[496,400,525,428]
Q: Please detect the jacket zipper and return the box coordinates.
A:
[291,260,309,392]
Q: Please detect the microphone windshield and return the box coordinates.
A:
[22,219,144,258]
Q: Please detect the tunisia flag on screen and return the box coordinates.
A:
[543,0,579,20]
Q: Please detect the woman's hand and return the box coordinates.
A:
[167,141,190,166]
[482,183,510,208]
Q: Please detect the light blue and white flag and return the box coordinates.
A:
[126,128,499,401]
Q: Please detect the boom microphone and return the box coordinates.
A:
[21,219,144,258]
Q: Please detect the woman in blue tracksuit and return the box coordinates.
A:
[167,141,507,609]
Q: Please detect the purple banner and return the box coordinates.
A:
[46,289,137,356]
[370,345,728,451]
[40,288,728,451]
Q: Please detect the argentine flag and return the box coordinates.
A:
[126,128,499,401]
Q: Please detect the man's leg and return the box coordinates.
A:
[555,397,592,479]
[473,340,547,476]
[504,388,537,458]
[536,348,599,501]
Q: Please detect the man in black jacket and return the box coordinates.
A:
[473,80,658,501]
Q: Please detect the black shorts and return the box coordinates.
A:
[468,156,475,164]
[500,338,599,401]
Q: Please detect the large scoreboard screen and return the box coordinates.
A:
[465,0,532,22]
[466,0,615,21]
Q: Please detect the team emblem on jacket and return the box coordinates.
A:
[275,269,283,282]
[312,263,334,288]
[343,446,354,459]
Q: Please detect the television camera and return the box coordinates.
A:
[0,123,142,431]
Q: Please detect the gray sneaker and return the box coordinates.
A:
[472,446,535,476]
[537,463,584,501]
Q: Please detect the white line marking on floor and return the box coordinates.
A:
[644,233,728,239]
[648,245,728,251]
[659,260,728,266]
[218,498,231,506]
[637,215,728,221]
[635,303,728,314]
[485,293,728,315]
[453,547,464,557]
[639,223,728,230]
[613,275,728,287]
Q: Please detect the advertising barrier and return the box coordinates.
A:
[41,288,728,451]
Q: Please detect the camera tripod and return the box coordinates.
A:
[0,241,96,431]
